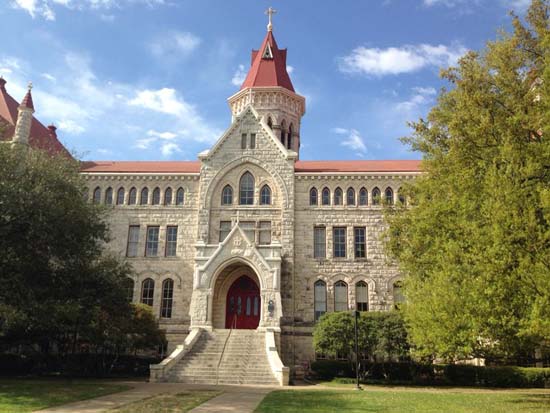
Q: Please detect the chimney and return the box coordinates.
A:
[48,124,57,138]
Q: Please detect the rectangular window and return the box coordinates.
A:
[259,221,271,245]
[165,226,178,257]
[241,133,247,149]
[333,227,347,258]
[145,226,160,257]
[219,221,231,242]
[127,225,140,257]
[313,226,326,259]
[354,227,366,258]
[241,221,255,243]
[250,133,256,149]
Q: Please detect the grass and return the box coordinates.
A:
[111,391,221,413]
[255,388,550,413]
[0,379,131,413]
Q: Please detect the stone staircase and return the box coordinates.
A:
[163,329,279,385]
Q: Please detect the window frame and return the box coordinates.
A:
[385,187,394,205]
[313,226,326,259]
[334,280,348,312]
[165,225,178,257]
[145,226,160,257]
[333,227,347,258]
[314,280,327,321]
[104,187,113,205]
[260,184,271,205]
[359,187,368,206]
[334,187,343,205]
[140,187,149,205]
[152,187,161,205]
[309,187,318,206]
[141,278,155,306]
[128,187,137,205]
[372,187,381,206]
[321,187,331,206]
[116,187,125,205]
[239,172,255,205]
[93,187,101,204]
[222,185,233,205]
[176,188,184,206]
[219,221,232,242]
[356,281,369,312]
[164,187,173,205]
[126,225,140,258]
[259,221,271,245]
[346,187,355,206]
[160,278,174,318]
[354,227,366,259]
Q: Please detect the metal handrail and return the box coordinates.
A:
[216,313,237,385]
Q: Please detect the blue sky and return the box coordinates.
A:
[0,0,531,161]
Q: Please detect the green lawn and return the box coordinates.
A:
[0,379,131,413]
[255,388,550,413]
[111,391,221,413]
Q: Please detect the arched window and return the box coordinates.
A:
[140,187,149,205]
[322,187,331,205]
[372,187,381,206]
[116,187,125,205]
[128,187,137,205]
[309,188,318,206]
[141,278,154,306]
[152,187,161,205]
[288,123,293,149]
[359,187,368,206]
[93,187,101,204]
[334,187,343,205]
[385,187,394,205]
[314,280,327,321]
[160,278,174,318]
[124,277,134,302]
[334,281,348,311]
[398,188,406,205]
[346,188,355,206]
[176,188,184,206]
[394,281,405,309]
[267,116,273,129]
[260,185,271,205]
[164,187,173,205]
[280,119,286,146]
[356,281,368,312]
[104,187,113,205]
[222,185,233,205]
[239,172,254,205]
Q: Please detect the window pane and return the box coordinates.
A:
[164,188,172,205]
[127,226,140,257]
[93,187,101,204]
[246,297,251,315]
[146,226,160,257]
[152,187,160,205]
[359,188,368,206]
[260,185,271,205]
[129,188,137,205]
[354,227,366,258]
[176,188,184,205]
[240,221,255,243]
[253,296,259,316]
[333,227,347,258]
[117,188,125,205]
[385,187,394,205]
[105,187,113,205]
[322,188,330,205]
[314,227,326,258]
[141,278,154,306]
[241,133,247,149]
[334,188,343,205]
[334,281,348,311]
[250,133,256,149]
[161,279,174,318]
[166,226,178,257]
[347,188,355,206]
[372,188,381,205]
[222,185,233,205]
[219,221,231,242]
[310,188,318,206]
[239,172,254,205]
[356,282,368,311]
[259,221,271,245]
[140,188,148,205]
[314,281,327,321]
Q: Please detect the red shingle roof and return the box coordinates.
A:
[0,79,72,158]
[240,30,295,92]
[79,160,421,173]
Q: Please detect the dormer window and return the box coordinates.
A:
[262,43,273,59]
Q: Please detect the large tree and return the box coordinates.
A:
[0,144,163,356]
[386,0,550,362]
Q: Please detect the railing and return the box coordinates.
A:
[216,314,237,385]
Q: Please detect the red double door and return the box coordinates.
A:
[225,275,260,329]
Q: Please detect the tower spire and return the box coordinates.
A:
[13,82,35,146]
[265,7,276,32]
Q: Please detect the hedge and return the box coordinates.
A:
[310,360,550,388]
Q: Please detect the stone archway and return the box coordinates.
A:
[211,262,262,329]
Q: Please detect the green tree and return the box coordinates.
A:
[386,0,550,362]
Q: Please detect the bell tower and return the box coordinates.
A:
[227,8,306,157]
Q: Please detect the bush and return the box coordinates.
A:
[310,360,550,388]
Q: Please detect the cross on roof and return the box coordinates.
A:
[265,7,277,32]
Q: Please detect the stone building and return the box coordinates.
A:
[0,18,420,385]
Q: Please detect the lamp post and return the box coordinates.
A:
[354,309,362,390]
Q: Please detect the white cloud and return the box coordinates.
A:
[333,128,368,155]
[149,31,201,58]
[394,86,437,115]
[160,142,181,156]
[338,43,468,76]
[58,119,85,134]
[11,0,167,20]
[41,72,56,82]
[231,64,247,87]
[286,65,294,74]
[147,129,177,140]
[424,0,530,12]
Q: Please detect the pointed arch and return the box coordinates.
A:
[314,280,327,321]
[140,187,149,205]
[346,187,355,206]
[141,278,154,306]
[372,187,381,206]
[176,187,185,206]
[334,187,343,205]
[385,187,394,205]
[309,187,318,206]
[288,123,293,149]
[359,187,368,206]
[104,187,113,205]
[164,187,173,205]
[222,185,233,205]
[321,187,330,205]
[398,187,406,205]
[160,278,174,318]
[152,187,161,205]
[280,119,287,146]
[116,187,125,205]
[356,281,368,312]
[267,116,273,130]
[334,280,348,311]
[260,184,271,205]
[93,187,101,204]
[239,171,255,205]
[128,187,137,205]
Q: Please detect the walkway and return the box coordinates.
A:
[35,382,274,413]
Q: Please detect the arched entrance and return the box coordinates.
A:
[225,275,260,329]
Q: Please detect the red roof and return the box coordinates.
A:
[240,30,295,92]
[294,160,422,173]
[0,79,72,158]
[80,161,202,173]
[79,160,421,174]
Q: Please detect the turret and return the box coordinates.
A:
[227,8,306,157]
[12,82,35,146]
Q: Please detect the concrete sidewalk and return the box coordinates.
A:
[35,382,275,413]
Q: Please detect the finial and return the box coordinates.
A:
[265,7,277,32]
[27,81,33,91]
